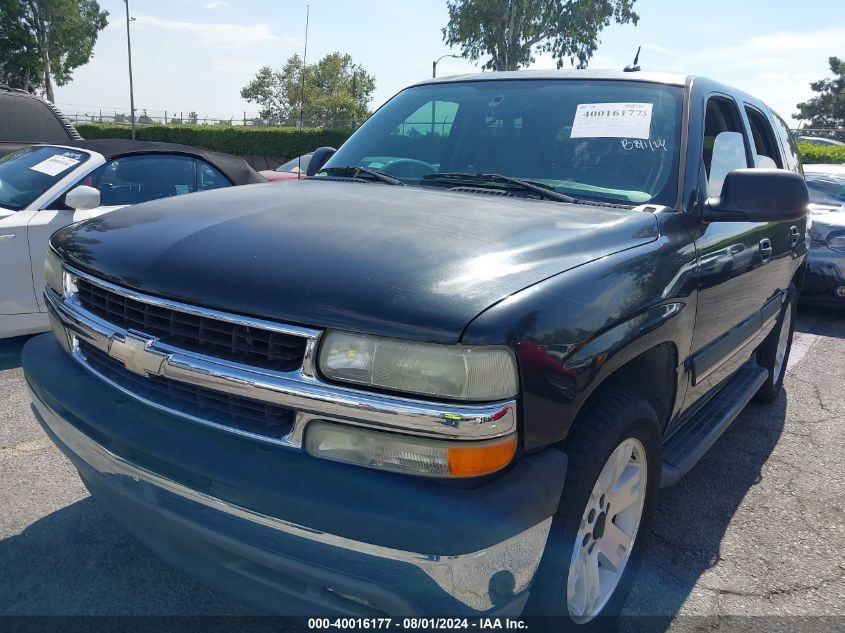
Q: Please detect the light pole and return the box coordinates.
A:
[432,54,460,78]
[431,54,460,135]
[124,0,136,140]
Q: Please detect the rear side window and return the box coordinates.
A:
[89,154,196,206]
[744,106,782,168]
[769,110,802,174]
[197,160,231,191]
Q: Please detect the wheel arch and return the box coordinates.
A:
[791,259,807,294]
[561,340,679,451]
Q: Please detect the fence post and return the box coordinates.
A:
[165,110,168,125]
[180,111,183,124]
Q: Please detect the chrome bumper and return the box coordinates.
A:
[45,268,517,448]
[30,384,551,614]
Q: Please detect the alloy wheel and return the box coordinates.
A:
[566,437,647,623]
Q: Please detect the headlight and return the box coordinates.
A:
[318,331,518,401]
[828,230,845,253]
[45,248,64,294]
[305,421,517,477]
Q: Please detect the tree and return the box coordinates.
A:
[0,0,108,102]
[0,0,41,91]
[795,57,845,138]
[442,0,638,71]
[240,52,375,127]
[187,111,198,124]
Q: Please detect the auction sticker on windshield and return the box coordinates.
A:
[570,102,653,139]
[29,154,81,177]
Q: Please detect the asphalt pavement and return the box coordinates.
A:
[1,307,843,627]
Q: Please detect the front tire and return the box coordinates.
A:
[527,391,662,628]
[754,283,797,403]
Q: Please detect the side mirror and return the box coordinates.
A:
[65,185,101,211]
[703,169,808,223]
[306,146,336,177]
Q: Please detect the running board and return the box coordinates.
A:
[661,364,768,487]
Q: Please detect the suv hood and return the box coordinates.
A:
[53,181,659,343]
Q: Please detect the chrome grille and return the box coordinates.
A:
[74,278,307,373]
[79,341,295,439]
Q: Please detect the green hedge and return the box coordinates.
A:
[75,124,845,166]
[796,142,845,165]
[75,123,354,161]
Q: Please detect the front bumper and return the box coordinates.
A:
[24,335,567,615]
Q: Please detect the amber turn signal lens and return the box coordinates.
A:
[447,435,517,477]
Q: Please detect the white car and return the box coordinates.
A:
[797,136,845,147]
[804,163,845,176]
[0,140,265,338]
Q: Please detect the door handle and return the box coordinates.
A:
[789,225,800,247]
[759,238,773,264]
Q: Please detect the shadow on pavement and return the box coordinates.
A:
[621,391,788,630]
[0,496,249,615]
[795,303,844,337]
[0,335,35,371]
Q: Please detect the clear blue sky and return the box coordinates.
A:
[53,0,844,126]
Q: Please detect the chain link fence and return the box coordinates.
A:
[58,105,363,130]
[57,104,845,141]
[793,127,845,142]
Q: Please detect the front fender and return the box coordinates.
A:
[461,219,698,449]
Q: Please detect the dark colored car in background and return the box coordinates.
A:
[24,71,808,625]
[0,86,82,157]
[802,168,845,304]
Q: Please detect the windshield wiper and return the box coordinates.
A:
[318,166,403,186]
[423,172,577,203]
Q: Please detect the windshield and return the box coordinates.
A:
[323,79,683,205]
[0,146,90,211]
[806,173,845,207]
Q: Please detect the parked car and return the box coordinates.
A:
[24,70,807,624]
[259,153,312,181]
[797,136,845,147]
[0,86,82,157]
[0,139,265,338]
[804,163,845,176]
[802,168,845,304]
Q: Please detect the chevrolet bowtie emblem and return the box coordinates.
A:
[108,332,167,377]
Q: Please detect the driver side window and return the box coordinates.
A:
[703,97,750,198]
[90,154,196,206]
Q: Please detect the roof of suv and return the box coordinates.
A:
[0,86,82,144]
[415,69,690,87]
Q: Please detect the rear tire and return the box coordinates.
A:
[526,390,662,630]
[753,284,797,403]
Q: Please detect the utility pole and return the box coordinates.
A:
[124,0,136,139]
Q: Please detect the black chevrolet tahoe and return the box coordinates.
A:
[23,70,809,624]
